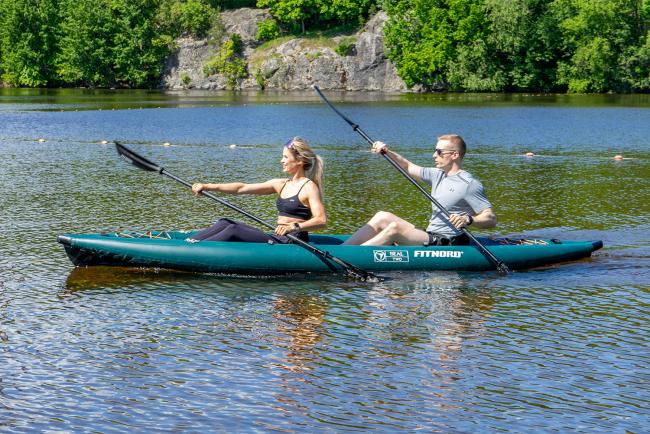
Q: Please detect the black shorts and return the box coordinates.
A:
[425,231,470,246]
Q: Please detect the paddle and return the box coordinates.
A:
[115,142,379,281]
[313,85,510,275]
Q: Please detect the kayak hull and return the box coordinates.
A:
[57,230,603,275]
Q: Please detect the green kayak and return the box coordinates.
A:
[57,230,603,275]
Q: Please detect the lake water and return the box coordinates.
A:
[1,89,648,432]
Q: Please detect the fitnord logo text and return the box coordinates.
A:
[414,250,464,258]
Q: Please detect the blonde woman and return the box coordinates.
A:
[188,137,326,243]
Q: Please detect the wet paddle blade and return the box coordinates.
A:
[320,250,381,282]
[496,262,511,276]
[115,142,162,172]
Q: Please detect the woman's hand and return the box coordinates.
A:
[275,223,300,236]
[192,183,205,195]
[274,224,291,236]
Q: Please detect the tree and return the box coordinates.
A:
[551,0,644,92]
[55,0,116,86]
[256,0,376,33]
[0,0,60,86]
[383,0,487,90]
[257,0,319,33]
[318,0,376,24]
[158,0,219,38]
[620,30,650,91]
[56,0,173,87]
[111,0,174,87]
[481,0,562,91]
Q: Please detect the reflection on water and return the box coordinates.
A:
[1,91,648,432]
[273,294,326,374]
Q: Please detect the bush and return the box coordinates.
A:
[204,33,247,89]
[335,37,356,56]
[256,19,280,42]
[180,72,191,86]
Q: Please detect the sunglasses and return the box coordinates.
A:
[284,139,294,149]
[433,148,456,156]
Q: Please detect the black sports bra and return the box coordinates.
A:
[276,180,312,220]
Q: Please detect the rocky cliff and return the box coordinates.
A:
[160,8,406,92]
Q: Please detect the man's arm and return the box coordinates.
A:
[470,207,496,229]
[448,208,496,230]
[372,141,423,181]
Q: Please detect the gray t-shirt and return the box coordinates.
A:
[420,167,492,237]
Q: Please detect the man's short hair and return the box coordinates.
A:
[438,134,466,157]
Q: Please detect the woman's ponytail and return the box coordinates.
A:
[288,137,324,193]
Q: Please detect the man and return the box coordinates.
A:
[343,134,496,246]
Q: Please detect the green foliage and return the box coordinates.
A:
[557,37,614,92]
[305,51,321,61]
[552,0,640,92]
[256,0,376,33]
[334,36,355,56]
[384,0,650,93]
[206,14,227,44]
[482,0,562,91]
[0,0,60,86]
[158,0,218,38]
[446,40,507,91]
[256,0,315,33]
[55,0,115,86]
[318,0,376,24]
[204,33,247,88]
[208,0,256,8]
[256,18,281,41]
[254,68,266,89]
[620,31,650,91]
[384,0,487,89]
[55,0,172,88]
[1,0,648,93]
[180,71,192,86]
[112,0,174,87]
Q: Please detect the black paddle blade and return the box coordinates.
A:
[322,253,382,282]
[353,270,383,283]
[115,142,162,173]
[496,262,510,276]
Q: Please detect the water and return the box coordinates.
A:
[1,89,648,432]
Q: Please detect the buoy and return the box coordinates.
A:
[525,152,534,157]
[614,155,623,160]
[229,144,237,148]
[163,142,171,147]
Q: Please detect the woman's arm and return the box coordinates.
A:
[300,186,327,231]
[192,179,282,196]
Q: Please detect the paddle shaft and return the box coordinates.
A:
[313,86,509,275]
[115,143,377,280]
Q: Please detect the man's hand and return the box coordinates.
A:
[372,141,388,154]
[449,213,472,229]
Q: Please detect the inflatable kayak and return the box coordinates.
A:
[57,230,603,275]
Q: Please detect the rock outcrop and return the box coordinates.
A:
[161,9,406,92]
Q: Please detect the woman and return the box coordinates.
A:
[187,137,326,243]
